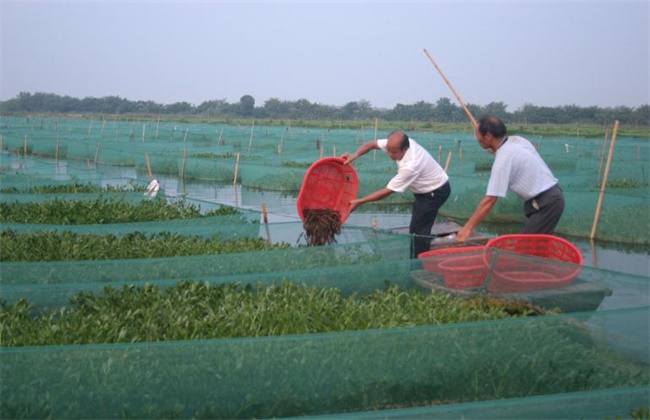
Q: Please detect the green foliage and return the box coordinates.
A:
[1,281,545,346]
[0,230,290,262]
[0,197,240,224]
[0,179,145,194]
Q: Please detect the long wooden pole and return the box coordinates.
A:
[423,48,477,128]
[590,120,619,239]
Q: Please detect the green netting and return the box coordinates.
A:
[1,306,647,419]
[3,115,647,243]
[1,115,648,418]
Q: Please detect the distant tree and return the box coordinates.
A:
[239,95,255,117]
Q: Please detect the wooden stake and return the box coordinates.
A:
[373,117,378,140]
[444,151,453,172]
[590,120,619,240]
[145,152,153,179]
[55,135,60,163]
[261,201,268,224]
[94,143,101,165]
[23,135,27,157]
[99,118,106,138]
[233,152,240,186]
[181,146,188,180]
[423,48,477,128]
[261,201,271,243]
[247,120,255,155]
[87,118,94,137]
[279,135,284,155]
[437,145,442,162]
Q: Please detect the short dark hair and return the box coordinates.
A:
[389,131,410,150]
[477,116,507,138]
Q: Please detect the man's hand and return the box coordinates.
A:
[340,152,356,165]
[456,226,472,243]
[348,199,362,213]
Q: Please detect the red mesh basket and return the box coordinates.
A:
[296,157,359,223]
[418,246,485,278]
[438,255,488,289]
[484,234,584,293]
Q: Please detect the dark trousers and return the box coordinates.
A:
[410,181,451,258]
[523,185,565,234]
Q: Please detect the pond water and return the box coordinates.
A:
[151,174,649,279]
[2,154,648,279]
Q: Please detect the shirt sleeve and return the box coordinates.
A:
[486,155,511,197]
[387,167,419,193]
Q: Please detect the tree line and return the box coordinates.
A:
[1,91,648,127]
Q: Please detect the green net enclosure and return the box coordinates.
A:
[4,115,647,243]
[1,305,647,419]
[1,115,648,419]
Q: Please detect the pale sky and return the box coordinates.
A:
[2,0,648,112]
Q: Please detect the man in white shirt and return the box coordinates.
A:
[341,131,451,258]
[457,116,565,242]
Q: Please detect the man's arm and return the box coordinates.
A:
[341,140,379,164]
[456,195,498,242]
[349,188,393,212]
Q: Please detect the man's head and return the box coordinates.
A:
[386,131,410,161]
[475,116,507,153]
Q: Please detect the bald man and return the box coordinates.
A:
[341,131,451,258]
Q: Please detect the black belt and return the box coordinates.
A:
[413,180,450,197]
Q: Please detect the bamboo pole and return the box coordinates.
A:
[55,135,60,163]
[444,151,453,172]
[373,117,378,140]
[423,48,477,128]
[155,118,160,140]
[181,146,188,180]
[141,124,146,142]
[99,118,106,138]
[279,135,284,155]
[247,120,255,155]
[437,145,442,162]
[233,152,240,186]
[590,120,619,240]
[145,153,153,179]
[87,118,94,137]
[261,202,271,243]
[23,135,27,157]
[94,143,101,165]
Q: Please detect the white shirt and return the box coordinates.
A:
[377,138,448,194]
[487,135,558,201]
